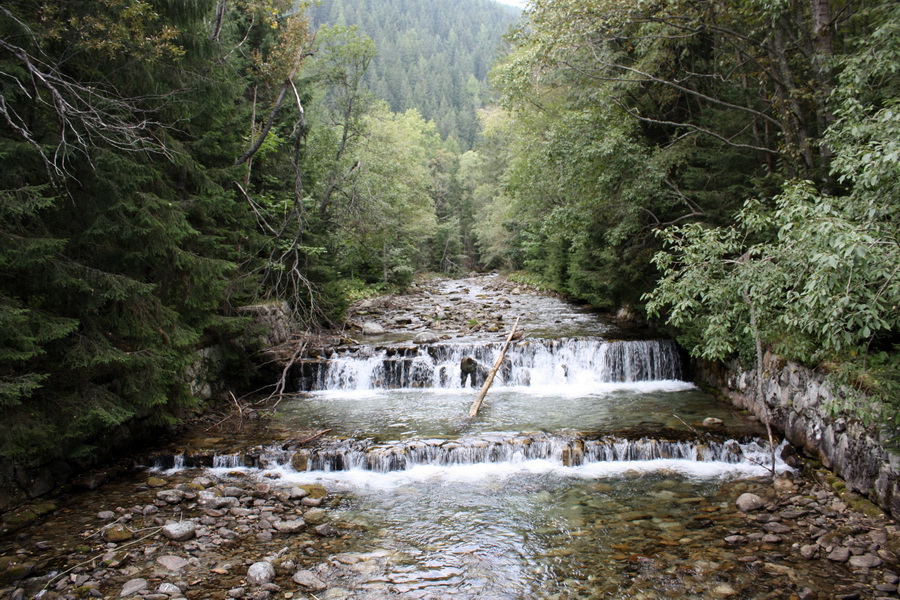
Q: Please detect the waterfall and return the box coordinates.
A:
[299,338,683,391]
[150,434,783,474]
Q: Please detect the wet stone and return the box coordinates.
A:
[736,493,766,512]
[849,554,882,568]
[247,561,275,585]
[828,547,851,562]
[292,569,327,590]
[162,521,196,542]
[120,578,149,597]
[156,555,189,572]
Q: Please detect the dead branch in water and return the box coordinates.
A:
[469,317,520,418]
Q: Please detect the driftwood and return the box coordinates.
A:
[469,317,520,418]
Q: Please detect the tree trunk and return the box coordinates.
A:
[743,290,777,476]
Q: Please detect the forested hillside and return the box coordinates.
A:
[309,0,520,147]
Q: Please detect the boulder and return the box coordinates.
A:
[413,331,440,344]
[361,322,385,335]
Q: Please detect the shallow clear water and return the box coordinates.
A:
[277,383,757,441]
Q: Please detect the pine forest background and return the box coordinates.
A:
[0,0,897,470]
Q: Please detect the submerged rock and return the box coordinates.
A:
[247,561,275,585]
[736,493,766,512]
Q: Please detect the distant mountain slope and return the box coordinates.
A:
[310,0,520,147]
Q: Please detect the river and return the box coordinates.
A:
[1,275,895,600]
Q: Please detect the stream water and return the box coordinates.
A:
[153,277,826,599]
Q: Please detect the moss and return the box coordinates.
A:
[3,509,38,527]
[0,556,35,586]
[841,490,884,519]
[299,484,328,499]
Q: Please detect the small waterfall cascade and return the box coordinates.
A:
[150,433,783,474]
[298,338,683,391]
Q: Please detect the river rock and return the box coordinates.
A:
[97,510,116,520]
[288,486,309,500]
[162,521,196,541]
[292,569,327,590]
[314,523,338,537]
[304,508,328,525]
[120,578,149,597]
[361,322,385,335]
[247,561,276,585]
[156,555,189,572]
[413,331,440,344]
[157,582,182,595]
[156,489,185,504]
[273,519,305,534]
[828,547,851,562]
[104,524,134,543]
[800,544,818,559]
[702,417,724,427]
[222,486,245,498]
[736,493,766,512]
[849,554,882,568]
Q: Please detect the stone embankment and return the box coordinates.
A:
[697,354,900,519]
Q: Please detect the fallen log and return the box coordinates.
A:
[469,317,520,418]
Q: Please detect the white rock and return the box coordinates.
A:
[157,582,182,595]
[413,331,440,344]
[247,561,275,585]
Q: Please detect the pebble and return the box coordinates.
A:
[162,521,196,542]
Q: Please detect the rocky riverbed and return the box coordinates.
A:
[2,275,899,599]
[1,464,899,599]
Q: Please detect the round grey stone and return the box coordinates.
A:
[162,521,196,542]
[247,561,275,585]
[736,493,766,512]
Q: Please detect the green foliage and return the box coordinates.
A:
[645,1,900,424]
[309,0,519,148]
[0,0,259,461]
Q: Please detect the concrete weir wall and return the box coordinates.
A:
[696,354,900,518]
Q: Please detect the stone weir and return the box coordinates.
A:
[293,338,684,392]
[145,430,783,474]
